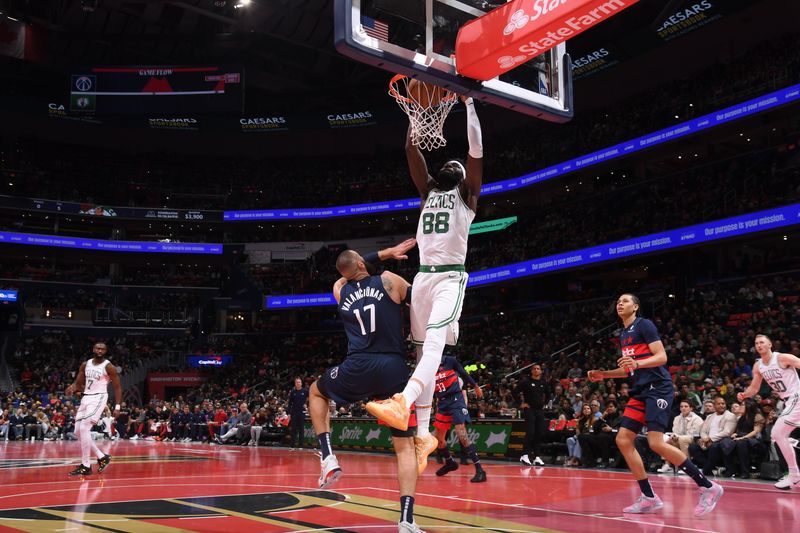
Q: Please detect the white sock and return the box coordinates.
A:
[78,420,93,467]
[402,328,446,406]
[414,380,435,437]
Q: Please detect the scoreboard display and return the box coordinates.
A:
[70,65,244,114]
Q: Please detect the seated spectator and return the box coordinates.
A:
[249,407,269,446]
[0,409,8,440]
[578,401,622,468]
[689,397,737,476]
[658,399,703,472]
[725,399,766,478]
[566,404,593,466]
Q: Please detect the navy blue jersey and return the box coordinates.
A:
[619,317,672,390]
[338,275,405,357]
[287,387,308,415]
[434,356,476,400]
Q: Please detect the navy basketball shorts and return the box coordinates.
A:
[434,394,471,431]
[317,353,409,407]
[621,381,674,434]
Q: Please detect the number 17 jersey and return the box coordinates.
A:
[337,275,405,357]
[417,188,475,266]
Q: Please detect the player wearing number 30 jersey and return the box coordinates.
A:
[367,96,483,481]
[738,334,800,489]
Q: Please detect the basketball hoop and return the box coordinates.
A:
[389,74,457,151]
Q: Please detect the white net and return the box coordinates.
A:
[389,75,457,151]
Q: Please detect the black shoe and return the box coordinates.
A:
[436,460,459,477]
[97,454,111,473]
[68,465,92,477]
[470,469,487,483]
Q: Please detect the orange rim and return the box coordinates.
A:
[388,73,413,104]
[388,74,457,106]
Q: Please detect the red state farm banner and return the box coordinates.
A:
[455,0,639,81]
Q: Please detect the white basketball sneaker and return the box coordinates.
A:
[775,473,800,490]
[398,521,426,533]
[318,454,342,489]
[623,494,664,514]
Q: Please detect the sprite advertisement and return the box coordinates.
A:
[303,419,513,457]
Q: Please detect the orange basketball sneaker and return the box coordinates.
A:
[414,433,439,475]
[366,394,410,431]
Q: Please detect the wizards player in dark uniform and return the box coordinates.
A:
[309,240,427,533]
[588,293,722,517]
[432,355,486,482]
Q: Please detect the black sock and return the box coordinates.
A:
[679,459,713,488]
[466,444,481,466]
[440,446,452,461]
[318,432,332,460]
[400,495,415,524]
[637,478,655,498]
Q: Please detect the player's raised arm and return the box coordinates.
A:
[461,96,483,211]
[778,352,800,369]
[405,124,431,199]
[381,270,411,305]
[332,277,347,304]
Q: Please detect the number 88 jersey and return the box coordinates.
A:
[417,189,475,266]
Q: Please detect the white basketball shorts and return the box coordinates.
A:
[410,270,468,347]
[76,393,108,424]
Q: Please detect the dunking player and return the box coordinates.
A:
[367,95,483,473]
[587,294,723,516]
[65,342,122,476]
[432,355,486,482]
[309,240,426,533]
[738,334,800,489]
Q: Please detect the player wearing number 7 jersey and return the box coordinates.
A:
[367,96,482,476]
[738,334,800,489]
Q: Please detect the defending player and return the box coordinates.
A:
[432,355,486,482]
[65,342,122,476]
[309,240,426,533]
[587,294,723,516]
[738,334,800,489]
[367,95,482,471]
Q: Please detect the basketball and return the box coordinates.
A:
[408,78,446,108]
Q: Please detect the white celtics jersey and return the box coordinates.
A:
[417,188,475,266]
[758,352,800,400]
[84,358,111,394]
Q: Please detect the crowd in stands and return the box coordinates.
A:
[0,33,797,213]
[251,144,800,295]
[0,260,223,288]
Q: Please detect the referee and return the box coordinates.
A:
[516,363,551,466]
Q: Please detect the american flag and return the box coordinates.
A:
[361,15,389,42]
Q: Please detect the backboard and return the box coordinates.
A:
[334,0,573,122]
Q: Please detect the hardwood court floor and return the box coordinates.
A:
[0,440,797,532]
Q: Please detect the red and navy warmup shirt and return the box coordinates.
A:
[434,356,476,400]
[619,317,671,391]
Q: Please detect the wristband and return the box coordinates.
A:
[362,251,380,265]
[115,404,121,411]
